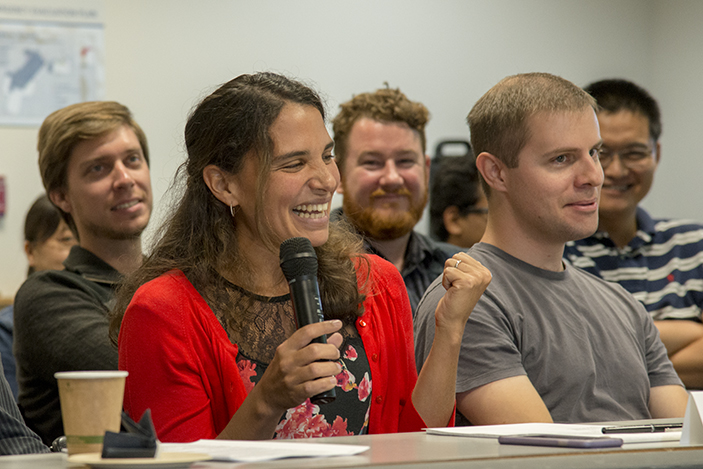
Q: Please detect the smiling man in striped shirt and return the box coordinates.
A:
[564,79,703,389]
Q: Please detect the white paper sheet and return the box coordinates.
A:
[160,439,369,463]
[426,423,681,444]
[681,391,703,445]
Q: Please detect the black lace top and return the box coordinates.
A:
[211,281,372,438]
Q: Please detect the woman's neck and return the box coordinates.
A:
[221,236,290,297]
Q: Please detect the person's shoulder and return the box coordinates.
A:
[637,206,701,235]
[127,270,211,326]
[356,254,413,315]
[358,254,403,287]
[133,270,194,302]
[414,274,445,322]
[568,263,637,298]
[652,217,703,235]
[413,231,463,258]
[464,242,507,266]
[15,268,84,303]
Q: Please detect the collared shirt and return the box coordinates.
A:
[62,244,123,288]
[564,207,703,321]
[331,208,461,316]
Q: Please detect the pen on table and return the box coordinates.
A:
[601,423,683,434]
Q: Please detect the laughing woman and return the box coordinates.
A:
[110,72,490,442]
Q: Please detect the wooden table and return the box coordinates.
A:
[2,421,701,469]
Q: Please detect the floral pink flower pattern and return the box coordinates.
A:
[236,358,257,393]
[343,345,358,361]
[275,400,352,438]
[275,344,372,438]
[237,342,371,437]
[358,372,371,402]
[336,363,357,392]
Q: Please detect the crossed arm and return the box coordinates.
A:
[655,320,703,389]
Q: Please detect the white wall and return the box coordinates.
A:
[1,0,700,296]
[645,0,703,221]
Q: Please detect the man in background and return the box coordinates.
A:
[564,79,703,389]
[429,156,487,248]
[415,73,687,425]
[332,87,460,315]
[13,101,153,445]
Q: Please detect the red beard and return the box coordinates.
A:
[342,186,427,241]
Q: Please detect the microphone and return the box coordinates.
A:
[279,237,336,405]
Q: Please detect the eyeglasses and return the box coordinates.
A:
[599,146,654,170]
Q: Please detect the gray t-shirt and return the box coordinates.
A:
[414,243,683,424]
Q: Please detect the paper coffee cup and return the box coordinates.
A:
[55,370,128,455]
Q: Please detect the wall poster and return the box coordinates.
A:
[0,1,104,126]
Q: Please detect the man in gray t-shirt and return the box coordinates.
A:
[416,243,681,423]
[414,73,688,425]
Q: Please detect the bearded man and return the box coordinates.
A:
[332,87,460,315]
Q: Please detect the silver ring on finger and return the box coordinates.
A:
[455,259,462,269]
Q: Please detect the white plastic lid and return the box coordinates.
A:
[54,370,129,380]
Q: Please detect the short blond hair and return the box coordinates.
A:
[468,73,596,170]
[37,101,149,231]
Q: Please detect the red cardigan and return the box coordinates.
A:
[118,255,434,442]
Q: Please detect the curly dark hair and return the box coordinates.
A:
[110,72,367,345]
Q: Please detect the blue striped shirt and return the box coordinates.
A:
[564,207,703,321]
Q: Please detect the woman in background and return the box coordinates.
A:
[110,72,490,442]
[0,195,76,399]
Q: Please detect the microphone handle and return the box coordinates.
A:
[289,275,336,405]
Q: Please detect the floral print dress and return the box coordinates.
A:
[212,281,372,438]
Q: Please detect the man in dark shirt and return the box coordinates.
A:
[13,101,153,445]
[332,87,460,315]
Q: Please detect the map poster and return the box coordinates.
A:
[0,1,105,126]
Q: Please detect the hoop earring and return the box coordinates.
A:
[230,203,237,217]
